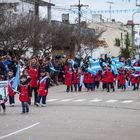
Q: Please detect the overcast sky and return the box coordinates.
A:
[41,0,140,24]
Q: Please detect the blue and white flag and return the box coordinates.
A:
[87,67,97,74]
[80,75,84,87]
[131,59,137,66]
[133,67,140,72]
[111,64,118,75]
[112,57,119,63]
[12,65,20,92]
[116,62,123,69]
[50,67,58,72]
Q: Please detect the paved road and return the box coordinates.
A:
[1,85,140,140]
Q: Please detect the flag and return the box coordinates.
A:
[131,59,137,66]
[80,75,84,87]
[111,64,118,75]
[116,62,123,68]
[112,57,119,63]
[134,67,140,72]
[12,65,20,92]
[50,67,58,72]
[80,61,84,68]
[87,67,96,74]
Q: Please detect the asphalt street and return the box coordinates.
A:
[0,85,140,140]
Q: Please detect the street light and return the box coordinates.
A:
[132,11,140,49]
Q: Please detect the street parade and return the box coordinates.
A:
[0,54,140,114]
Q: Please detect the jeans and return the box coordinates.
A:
[37,95,46,104]
[30,87,38,104]
[107,82,115,92]
[21,102,29,113]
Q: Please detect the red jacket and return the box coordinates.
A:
[38,76,48,96]
[84,72,91,84]
[106,71,114,83]
[95,73,100,81]
[131,75,136,84]
[119,74,126,85]
[19,84,30,102]
[8,77,15,96]
[29,65,39,87]
[65,72,73,86]
[101,72,107,83]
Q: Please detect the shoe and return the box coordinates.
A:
[36,103,40,107]
[41,104,46,107]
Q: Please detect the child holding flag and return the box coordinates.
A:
[7,70,16,106]
[37,69,50,106]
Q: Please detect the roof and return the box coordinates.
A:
[21,0,55,7]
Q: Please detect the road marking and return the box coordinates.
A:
[0,122,40,139]
[122,100,133,103]
[60,99,72,102]
[90,98,102,102]
[106,100,118,103]
[73,99,86,102]
[47,99,59,102]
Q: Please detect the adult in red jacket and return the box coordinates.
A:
[18,75,30,113]
[65,68,73,92]
[106,67,115,92]
[37,69,50,106]
[29,57,39,105]
[8,70,16,106]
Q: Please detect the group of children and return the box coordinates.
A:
[0,57,50,114]
[65,66,140,93]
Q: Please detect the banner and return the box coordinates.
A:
[0,81,8,99]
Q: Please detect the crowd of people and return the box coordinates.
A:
[0,53,140,114]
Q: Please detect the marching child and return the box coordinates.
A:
[119,70,126,92]
[7,70,15,106]
[73,69,78,92]
[18,75,30,114]
[65,67,73,92]
[37,69,50,106]
[106,67,115,92]
[101,68,107,91]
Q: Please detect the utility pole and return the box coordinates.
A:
[71,0,88,31]
[70,0,88,55]
[106,1,114,22]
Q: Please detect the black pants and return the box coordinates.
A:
[95,81,100,89]
[9,96,15,105]
[37,95,46,104]
[121,85,126,90]
[107,82,115,92]
[102,83,107,90]
[0,103,6,112]
[21,102,29,113]
[30,87,38,104]
[66,86,73,92]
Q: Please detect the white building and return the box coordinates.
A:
[0,0,54,20]
[88,21,129,57]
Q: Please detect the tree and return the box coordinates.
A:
[115,38,121,47]
[120,32,134,59]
